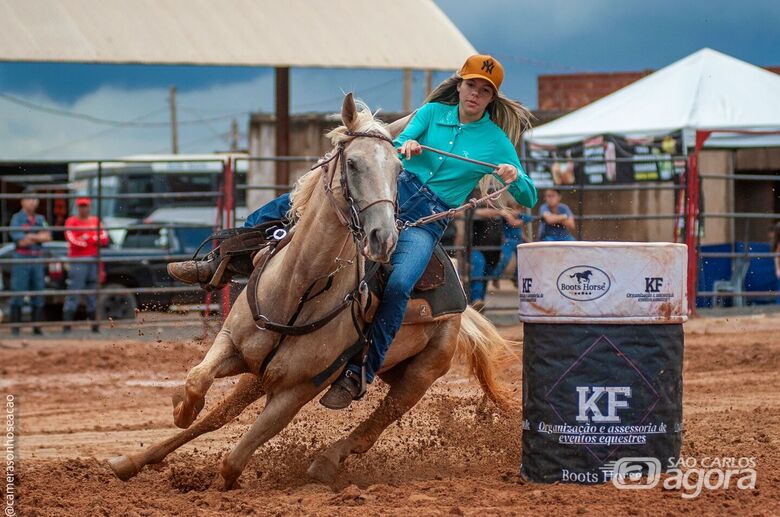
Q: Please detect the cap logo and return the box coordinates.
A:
[481,59,495,74]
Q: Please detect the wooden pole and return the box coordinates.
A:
[275,67,290,196]
[424,69,433,97]
[403,69,412,112]
[168,85,178,154]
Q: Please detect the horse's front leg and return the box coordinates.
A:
[109,373,265,481]
[220,382,321,490]
[172,327,247,428]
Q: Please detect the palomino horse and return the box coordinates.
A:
[109,94,513,489]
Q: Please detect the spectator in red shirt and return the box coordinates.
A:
[62,198,108,333]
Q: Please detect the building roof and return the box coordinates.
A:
[0,0,475,70]
[527,48,780,148]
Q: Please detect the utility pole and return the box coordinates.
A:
[168,85,178,154]
[403,69,412,112]
[230,118,239,151]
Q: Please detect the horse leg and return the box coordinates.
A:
[307,329,456,483]
[172,328,246,429]
[220,384,318,490]
[109,373,265,481]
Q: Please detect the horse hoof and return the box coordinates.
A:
[307,455,339,484]
[108,455,139,481]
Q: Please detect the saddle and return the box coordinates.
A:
[212,222,467,325]
[367,243,467,324]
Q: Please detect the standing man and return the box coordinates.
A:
[63,197,108,333]
[538,189,576,241]
[8,190,52,336]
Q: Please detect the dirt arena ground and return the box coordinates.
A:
[2,312,779,516]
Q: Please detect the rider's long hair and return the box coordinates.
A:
[426,75,533,145]
[425,75,534,210]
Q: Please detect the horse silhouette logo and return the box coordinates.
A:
[557,266,611,302]
[569,270,593,284]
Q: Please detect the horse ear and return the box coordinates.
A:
[341,92,358,130]
[385,112,414,139]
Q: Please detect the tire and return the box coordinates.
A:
[98,283,138,320]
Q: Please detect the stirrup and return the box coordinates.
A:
[349,361,368,400]
[205,257,231,290]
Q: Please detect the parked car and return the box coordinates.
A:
[0,223,214,321]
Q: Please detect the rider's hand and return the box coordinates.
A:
[398,140,422,160]
[495,164,518,184]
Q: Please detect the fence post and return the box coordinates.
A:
[685,130,711,315]
[221,157,234,321]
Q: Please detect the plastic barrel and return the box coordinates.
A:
[517,242,687,484]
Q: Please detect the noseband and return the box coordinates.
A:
[316,130,397,245]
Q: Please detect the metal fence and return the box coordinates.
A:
[0,158,228,332]
[1,150,777,334]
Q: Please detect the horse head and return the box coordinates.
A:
[335,93,401,263]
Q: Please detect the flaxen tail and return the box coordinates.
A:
[455,306,518,411]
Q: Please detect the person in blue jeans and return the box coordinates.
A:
[168,54,538,409]
[8,191,52,336]
[469,208,532,306]
[538,189,576,241]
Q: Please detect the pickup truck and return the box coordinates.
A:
[0,224,214,321]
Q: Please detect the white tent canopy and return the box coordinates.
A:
[526,48,780,149]
[0,0,475,70]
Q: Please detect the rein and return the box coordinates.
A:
[397,144,510,229]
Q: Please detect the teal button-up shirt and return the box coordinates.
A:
[393,102,537,209]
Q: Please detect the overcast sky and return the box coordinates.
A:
[0,0,778,159]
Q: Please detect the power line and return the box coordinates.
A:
[0,91,248,127]
[23,106,168,158]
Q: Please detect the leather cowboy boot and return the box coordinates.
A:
[167,258,219,285]
[319,369,362,410]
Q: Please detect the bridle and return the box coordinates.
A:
[247,130,399,384]
[317,129,398,247]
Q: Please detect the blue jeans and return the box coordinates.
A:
[243,193,291,227]
[246,171,450,383]
[63,263,99,314]
[10,253,46,308]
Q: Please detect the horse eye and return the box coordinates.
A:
[347,158,357,171]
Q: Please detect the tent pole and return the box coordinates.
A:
[685,130,711,315]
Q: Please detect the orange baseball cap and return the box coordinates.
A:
[458,54,504,92]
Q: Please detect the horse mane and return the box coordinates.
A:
[287,101,389,223]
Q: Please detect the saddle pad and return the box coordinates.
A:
[367,244,467,322]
